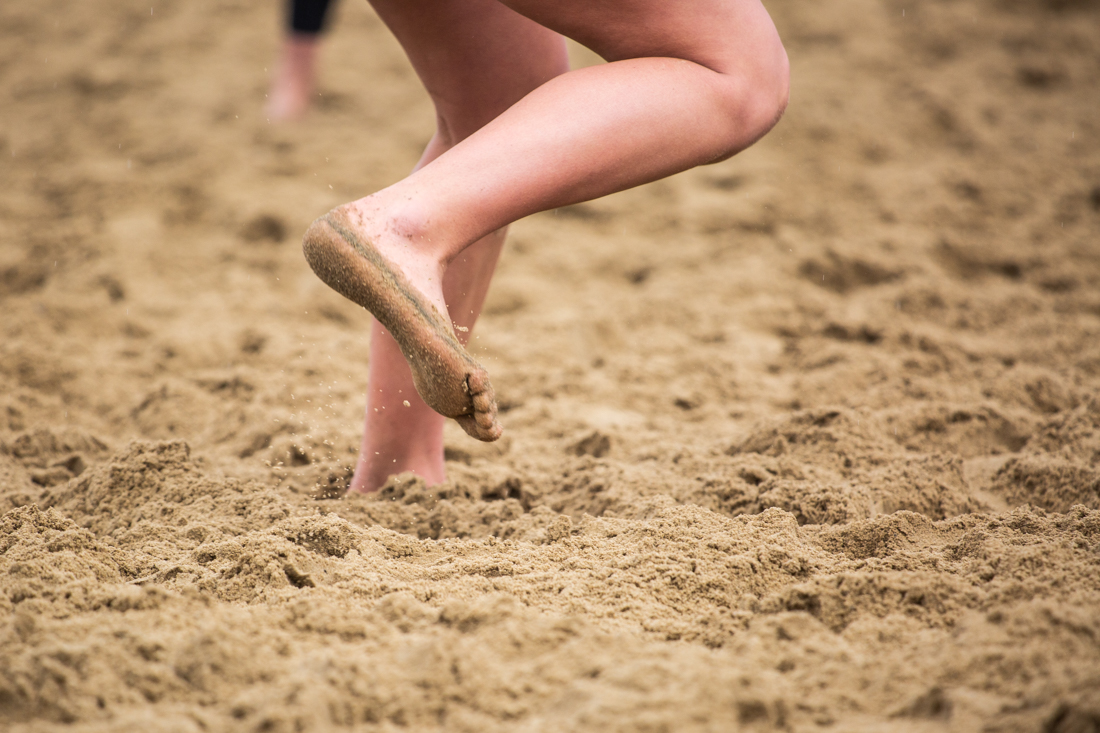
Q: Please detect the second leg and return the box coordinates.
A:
[344,1,568,491]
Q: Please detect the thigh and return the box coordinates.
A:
[367,0,568,140]
[499,0,784,78]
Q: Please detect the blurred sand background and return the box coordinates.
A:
[2,0,1100,730]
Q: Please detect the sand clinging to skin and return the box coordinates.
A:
[302,207,502,441]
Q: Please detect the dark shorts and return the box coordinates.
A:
[289,0,336,35]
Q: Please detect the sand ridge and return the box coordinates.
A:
[2,0,1100,730]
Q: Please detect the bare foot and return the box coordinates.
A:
[302,205,503,441]
[266,35,319,122]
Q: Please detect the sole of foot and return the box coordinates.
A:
[302,206,503,442]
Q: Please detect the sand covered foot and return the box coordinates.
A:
[302,206,502,441]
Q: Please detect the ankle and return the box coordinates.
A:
[352,448,445,493]
[383,197,440,247]
[349,194,458,269]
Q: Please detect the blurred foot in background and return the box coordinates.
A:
[267,0,337,121]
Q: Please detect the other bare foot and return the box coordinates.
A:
[266,36,318,122]
[302,205,503,441]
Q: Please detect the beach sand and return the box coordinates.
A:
[2,0,1100,730]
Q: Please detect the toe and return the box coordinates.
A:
[466,368,491,397]
[476,409,496,430]
[473,391,494,414]
[455,414,503,442]
[481,419,504,441]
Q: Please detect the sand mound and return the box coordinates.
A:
[989,397,1100,510]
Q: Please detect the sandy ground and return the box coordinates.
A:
[3,0,1100,730]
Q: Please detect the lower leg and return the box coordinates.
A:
[375,59,788,257]
[349,227,505,493]
[312,3,568,490]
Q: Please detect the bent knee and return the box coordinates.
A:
[749,47,790,139]
[710,42,790,162]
